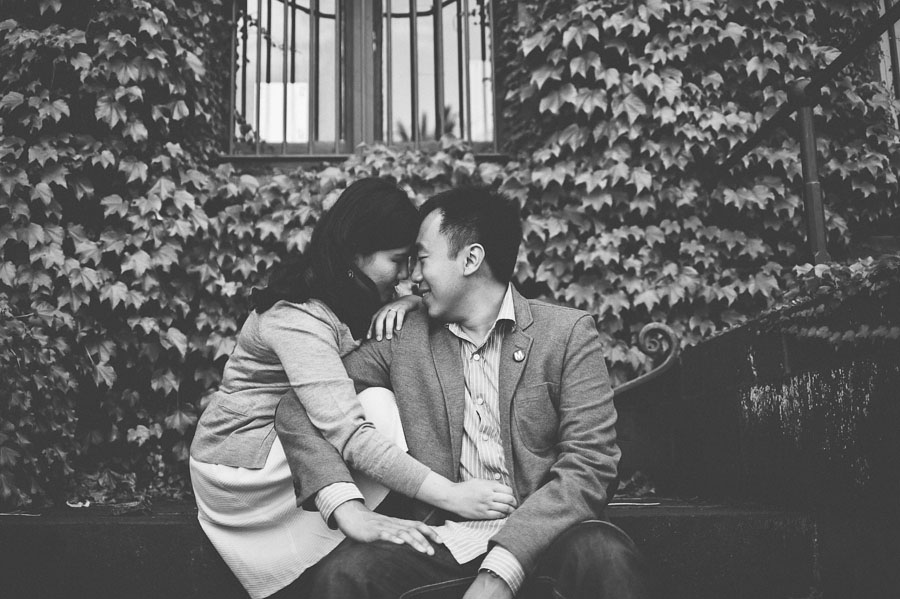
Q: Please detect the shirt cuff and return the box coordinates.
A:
[480,546,526,595]
[314,482,365,528]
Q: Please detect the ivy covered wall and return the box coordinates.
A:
[0,0,898,508]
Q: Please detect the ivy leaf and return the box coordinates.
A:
[100,281,129,309]
[748,272,779,297]
[101,194,128,217]
[0,446,20,468]
[0,91,24,111]
[151,369,180,395]
[127,425,151,446]
[574,87,606,114]
[70,52,92,71]
[164,327,188,357]
[39,0,62,15]
[719,22,746,46]
[122,250,152,277]
[746,56,780,83]
[46,99,69,122]
[69,267,100,291]
[21,223,46,249]
[119,157,148,183]
[31,182,53,204]
[0,262,15,286]
[139,18,161,38]
[570,52,602,79]
[521,31,548,58]
[631,167,653,193]
[112,58,141,84]
[172,100,190,120]
[124,120,148,142]
[622,94,647,124]
[164,410,197,435]
[91,150,116,169]
[150,177,176,200]
[135,195,162,215]
[95,96,127,129]
[172,189,195,210]
[634,288,660,311]
[184,51,205,77]
[74,237,102,264]
[93,362,117,388]
[539,83,577,114]
[562,20,600,50]
[660,76,681,104]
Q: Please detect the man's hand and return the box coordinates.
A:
[462,572,514,599]
[331,499,442,555]
[428,476,517,520]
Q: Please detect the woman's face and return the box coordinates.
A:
[354,246,412,303]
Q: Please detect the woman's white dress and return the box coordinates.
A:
[190,389,406,599]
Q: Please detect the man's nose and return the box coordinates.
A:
[410,260,423,283]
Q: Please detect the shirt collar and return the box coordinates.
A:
[448,284,516,344]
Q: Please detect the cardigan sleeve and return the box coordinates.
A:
[260,303,430,499]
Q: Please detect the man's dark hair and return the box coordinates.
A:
[252,178,418,338]
[419,186,522,284]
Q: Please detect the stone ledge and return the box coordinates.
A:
[0,500,816,599]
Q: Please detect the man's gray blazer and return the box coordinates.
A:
[282,288,620,574]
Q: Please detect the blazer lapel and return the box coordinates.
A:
[430,324,466,476]
[498,290,534,486]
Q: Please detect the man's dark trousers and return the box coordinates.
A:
[296,519,653,599]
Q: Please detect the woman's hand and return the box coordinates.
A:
[441,479,517,520]
[367,295,422,341]
[331,499,442,555]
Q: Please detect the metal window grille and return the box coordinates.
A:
[229,0,496,156]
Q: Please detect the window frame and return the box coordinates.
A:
[222,0,500,161]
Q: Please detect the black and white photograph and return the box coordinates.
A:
[1,1,898,598]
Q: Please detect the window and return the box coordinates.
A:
[227,0,497,156]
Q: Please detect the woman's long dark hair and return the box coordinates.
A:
[251,178,419,338]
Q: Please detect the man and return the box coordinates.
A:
[281,187,650,598]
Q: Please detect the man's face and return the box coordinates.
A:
[411,211,467,322]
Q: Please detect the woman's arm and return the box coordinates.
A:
[264,304,514,519]
[367,294,421,341]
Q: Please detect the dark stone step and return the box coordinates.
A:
[0,500,816,599]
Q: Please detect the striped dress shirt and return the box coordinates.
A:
[317,286,525,593]
[430,284,525,592]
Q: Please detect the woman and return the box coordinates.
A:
[189,178,515,599]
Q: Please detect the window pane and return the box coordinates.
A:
[416,0,437,141]
[466,0,493,142]
[236,0,312,149]
[441,0,461,139]
[317,0,337,142]
[380,0,493,145]
[388,4,413,141]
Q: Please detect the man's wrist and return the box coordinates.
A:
[471,571,514,598]
[480,546,525,594]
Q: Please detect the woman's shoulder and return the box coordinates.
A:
[259,298,334,324]
[257,299,348,339]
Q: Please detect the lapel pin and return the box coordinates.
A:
[513,350,525,362]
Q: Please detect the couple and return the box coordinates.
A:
[190,179,651,599]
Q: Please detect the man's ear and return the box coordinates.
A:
[461,243,486,276]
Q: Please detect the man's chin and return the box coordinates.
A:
[422,298,440,319]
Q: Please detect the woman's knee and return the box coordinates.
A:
[357,387,407,449]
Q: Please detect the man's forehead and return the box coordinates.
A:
[416,211,443,247]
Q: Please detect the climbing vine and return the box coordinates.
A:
[1,0,898,508]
